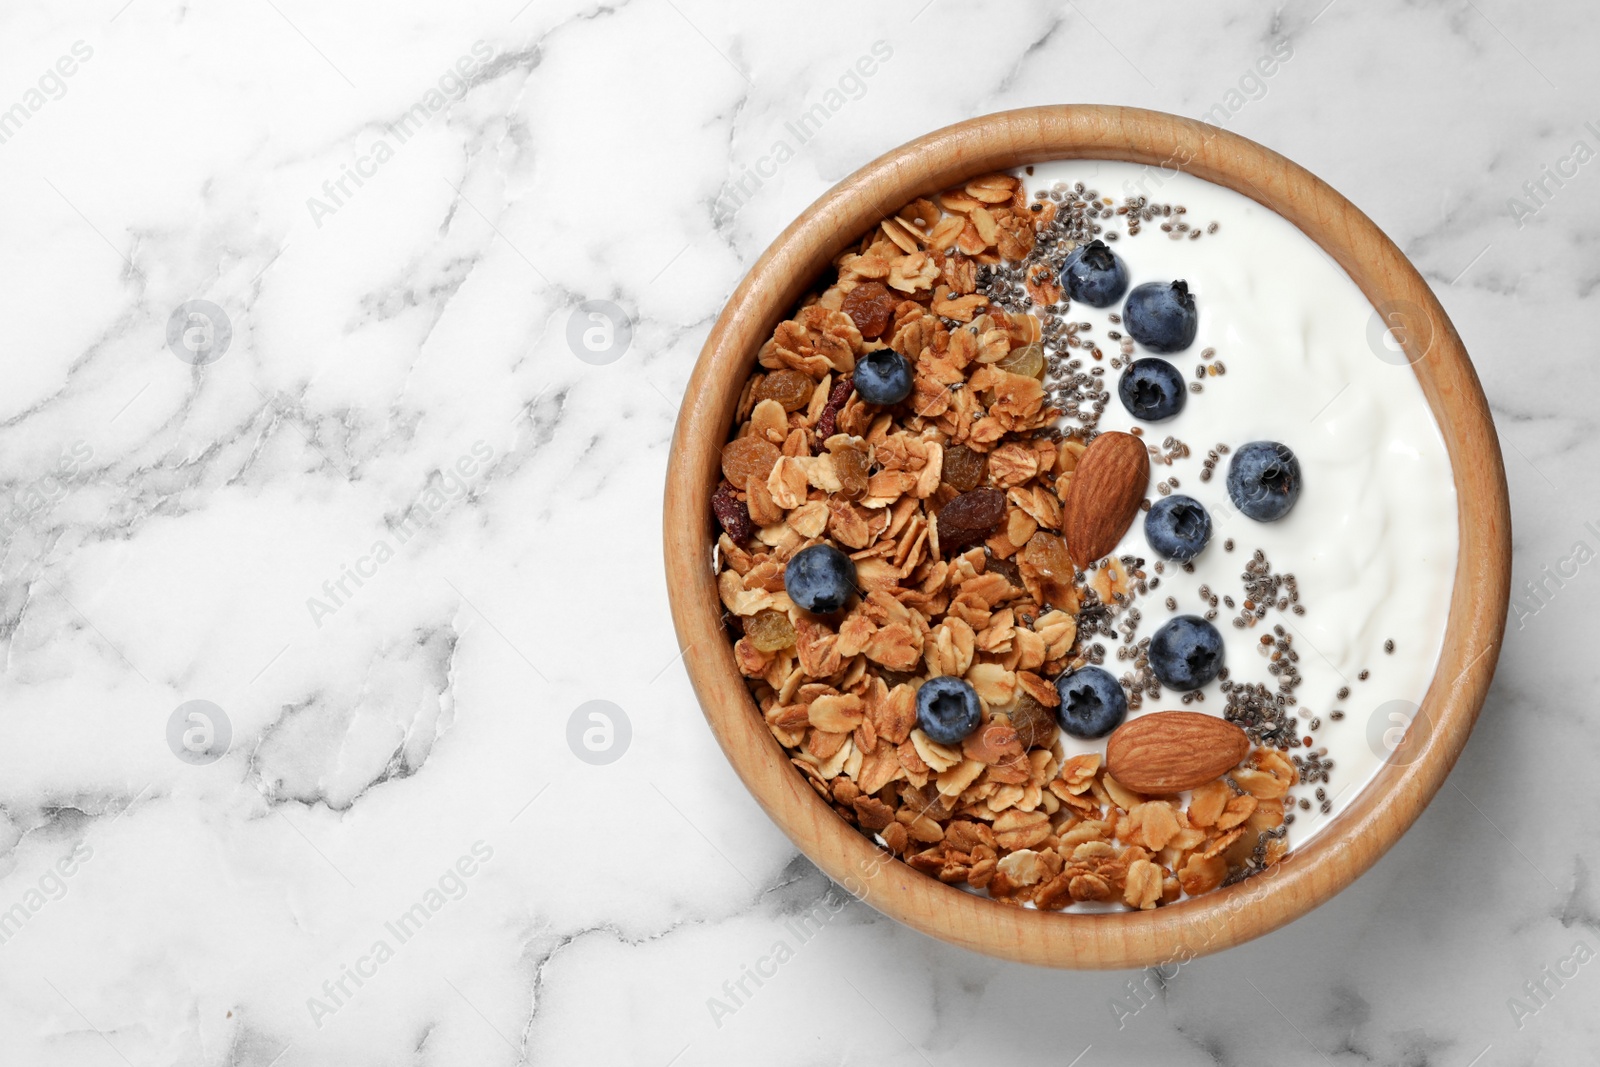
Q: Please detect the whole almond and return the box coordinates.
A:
[1105,711,1250,794]
[1063,431,1150,568]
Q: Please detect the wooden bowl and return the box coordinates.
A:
[662,105,1510,968]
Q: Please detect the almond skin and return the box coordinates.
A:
[1105,711,1250,794]
[1064,431,1150,568]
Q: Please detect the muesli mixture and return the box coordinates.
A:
[710,170,1315,910]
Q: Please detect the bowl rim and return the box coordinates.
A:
[663,105,1510,968]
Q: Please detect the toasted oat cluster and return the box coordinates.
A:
[713,172,1295,910]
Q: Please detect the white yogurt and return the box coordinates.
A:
[1027,160,1458,851]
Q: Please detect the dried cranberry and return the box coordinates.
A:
[815,375,853,441]
[711,480,754,542]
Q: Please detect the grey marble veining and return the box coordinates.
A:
[0,1,1595,1064]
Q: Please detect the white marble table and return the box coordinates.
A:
[0,1,1594,1064]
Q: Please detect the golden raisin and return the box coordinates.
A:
[745,609,796,652]
[833,445,869,500]
[1024,534,1075,607]
[941,444,988,493]
[840,281,896,340]
[1021,531,1074,586]
[752,370,814,413]
[1008,692,1058,750]
[996,342,1045,380]
[721,436,780,490]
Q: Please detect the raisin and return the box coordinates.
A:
[745,608,796,652]
[941,444,988,492]
[815,375,853,441]
[1008,692,1058,750]
[840,281,896,340]
[1021,531,1073,584]
[752,369,814,413]
[996,342,1044,380]
[937,487,1006,553]
[833,444,869,499]
[985,553,1022,589]
[721,435,780,489]
[711,480,753,542]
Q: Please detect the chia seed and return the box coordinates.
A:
[1220,631,1303,751]
[1232,550,1300,628]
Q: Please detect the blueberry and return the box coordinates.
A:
[1061,239,1129,308]
[1124,280,1198,353]
[1148,616,1224,691]
[1144,495,1211,561]
[784,543,857,614]
[852,349,914,406]
[1118,357,1186,421]
[916,676,982,744]
[1226,441,1302,522]
[1054,666,1128,739]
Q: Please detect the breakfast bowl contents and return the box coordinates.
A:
[665,107,1509,966]
[708,157,1459,911]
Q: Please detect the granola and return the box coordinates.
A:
[713,171,1297,911]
